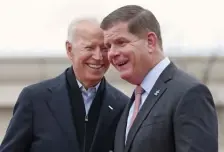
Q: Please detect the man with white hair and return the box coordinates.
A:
[0,18,129,152]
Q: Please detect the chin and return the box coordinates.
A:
[120,71,132,81]
[88,73,104,81]
[120,70,139,85]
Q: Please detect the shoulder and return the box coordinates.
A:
[171,67,214,107]
[171,67,208,92]
[162,64,214,109]
[14,72,65,113]
[20,72,65,99]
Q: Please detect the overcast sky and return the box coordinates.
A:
[0,0,223,57]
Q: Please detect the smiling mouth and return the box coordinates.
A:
[116,61,128,67]
[87,64,104,69]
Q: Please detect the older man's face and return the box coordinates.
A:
[66,24,110,88]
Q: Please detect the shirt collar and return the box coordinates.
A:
[76,79,101,92]
[141,57,170,94]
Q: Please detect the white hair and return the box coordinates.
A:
[67,17,99,43]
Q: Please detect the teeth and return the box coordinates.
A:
[88,64,102,69]
[117,61,127,66]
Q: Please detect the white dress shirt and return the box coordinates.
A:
[125,57,171,142]
[76,80,101,115]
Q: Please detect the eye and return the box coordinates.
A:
[85,46,94,51]
[116,39,127,46]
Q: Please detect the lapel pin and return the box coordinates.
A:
[154,90,160,96]
[108,105,113,110]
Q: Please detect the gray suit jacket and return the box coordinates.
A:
[115,63,218,152]
[0,68,129,152]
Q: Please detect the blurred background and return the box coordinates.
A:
[0,0,223,151]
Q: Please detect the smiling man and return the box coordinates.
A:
[0,18,129,152]
[101,5,218,152]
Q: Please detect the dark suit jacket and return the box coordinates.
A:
[0,68,129,152]
[115,63,218,152]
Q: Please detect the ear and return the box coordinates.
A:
[66,41,73,60]
[147,32,157,51]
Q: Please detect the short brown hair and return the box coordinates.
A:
[101,5,162,47]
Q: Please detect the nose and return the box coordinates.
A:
[92,47,103,60]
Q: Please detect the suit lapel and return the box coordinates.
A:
[115,93,135,152]
[90,81,121,151]
[46,73,81,152]
[124,63,177,152]
[125,79,167,152]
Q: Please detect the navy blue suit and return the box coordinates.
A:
[0,68,129,152]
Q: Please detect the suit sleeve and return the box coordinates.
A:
[173,84,218,152]
[0,87,33,152]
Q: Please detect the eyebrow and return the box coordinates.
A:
[107,36,128,43]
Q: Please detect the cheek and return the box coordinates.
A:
[78,53,92,63]
[126,49,139,70]
[107,51,113,62]
[123,48,134,61]
[101,53,110,66]
[108,52,115,65]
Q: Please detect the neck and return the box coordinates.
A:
[150,54,165,70]
[78,78,101,90]
[72,68,101,90]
